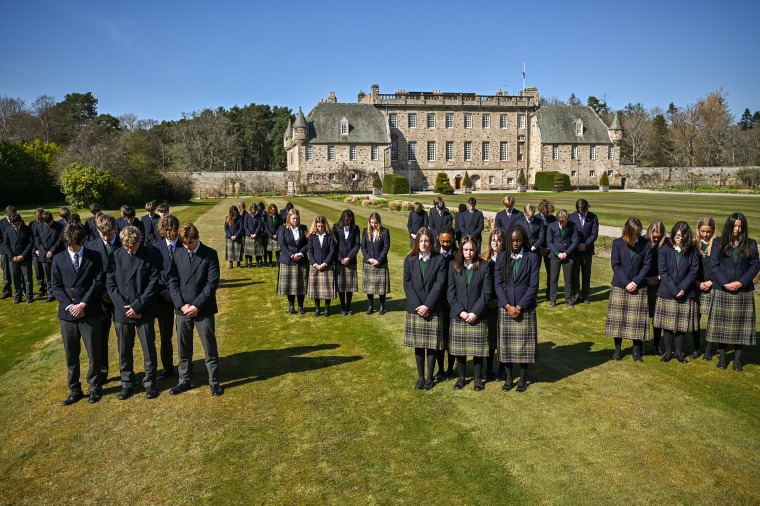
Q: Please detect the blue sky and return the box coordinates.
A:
[2,0,758,122]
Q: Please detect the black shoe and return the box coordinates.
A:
[323,308,329,317]
[287,305,295,315]
[45,296,56,302]
[62,391,84,406]
[548,301,556,308]
[633,353,643,363]
[502,380,514,392]
[484,370,494,381]
[454,378,465,390]
[157,369,174,380]
[379,305,386,315]
[516,381,528,393]
[423,379,434,391]
[88,391,102,403]
[1,293,11,299]
[675,354,688,363]
[474,380,485,392]
[27,298,34,304]
[313,309,320,318]
[566,301,574,308]
[583,299,590,304]
[340,310,347,316]
[170,382,191,395]
[366,305,374,315]
[433,372,444,382]
[653,346,663,356]
[661,354,672,363]
[612,350,622,361]
[210,384,224,396]
[445,369,456,381]
[703,353,713,361]
[297,306,305,315]
[146,388,159,399]
[689,350,700,360]
[733,361,743,372]
[118,387,133,400]
[717,359,727,370]
[414,378,424,390]
[13,298,21,305]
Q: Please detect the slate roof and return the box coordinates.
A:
[305,102,391,145]
[536,106,612,144]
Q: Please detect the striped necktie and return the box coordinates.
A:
[73,253,80,272]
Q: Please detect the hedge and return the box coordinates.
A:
[383,174,409,194]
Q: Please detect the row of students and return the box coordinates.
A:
[224,201,298,269]
[606,213,759,371]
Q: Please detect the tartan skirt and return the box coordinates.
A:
[244,236,264,257]
[307,266,335,300]
[225,238,243,261]
[499,307,537,364]
[647,283,660,318]
[362,263,390,295]
[699,290,715,317]
[403,312,442,349]
[705,289,756,345]
[653,296,699,333]
[276,263,308,296]
[335,264,358,293]
[605,286,650,341]
[267,237,281,252]
[484,304,499,350]
[449,318,489,357]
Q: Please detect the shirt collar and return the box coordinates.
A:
[419,252,431,262]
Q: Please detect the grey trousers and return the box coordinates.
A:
[549,256,574,303]
[61,316,102,393]
[176,314,219,386]
[116,320,158,389]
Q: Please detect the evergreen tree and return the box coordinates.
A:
[568,93,582,106]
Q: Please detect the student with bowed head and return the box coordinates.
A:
[645,221,666,355]
[333,209,361,316]
[605,218,652,362]
[307,215,336,317]
[224,205,244,269]
[706,212,760,370]
[361,212,391,315]
[277,209,309,315]
[694,217,716,360]
[545,208,580,308]
[407,201,429,248]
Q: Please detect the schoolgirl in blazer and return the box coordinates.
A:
[278,222,309,265]
[610,234,652,291]
[656,240,700,301]
[361,225,390,267]
[494,247,541,313]
[403,250,446,314]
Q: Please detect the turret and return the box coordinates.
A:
[608,112,623,143]
[283,120,292,148]
[293,107,308,145]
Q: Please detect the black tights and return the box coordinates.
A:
[614,338,644,355]
[718,343,743,363]
[437,350,455,374]
[415,348,437,380]
[663,330,685,356]
[338,292,353,310]
[456,356,484,381]
[504,363,528,384]
[366,294,386,307]
[652,326,662,348]
[287,294,305,309]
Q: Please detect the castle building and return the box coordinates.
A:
[284,85,623,192]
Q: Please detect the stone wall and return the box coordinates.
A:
[616,166,751,189]
[167,171,290,197]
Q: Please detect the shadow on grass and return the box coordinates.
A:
[351,296,407,314]
[531,340,611,383]
[219,344,363,390]
[217,279,265,289]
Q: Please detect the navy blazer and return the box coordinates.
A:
[106,245,160,323]
[447,261,493,321]
[168,241,219,317]
[457,209,485,243]
[657,244,700,300]
[361,228,390,266]
[647,242,662,277]
[516,215,545,251]
[224,215,244,241]
[263,214,283,240]
[403,252,446,313]
[86,236,122,274]
[494,208,524,232]
[116,217,146,241]
[141,213,160,246]
[494,250,540,311]
[428,207,452,237]
[407,210,429,245]
[50,248,105,321]
[568,211,599,256]
[710,237,760,293]
[333,224,361,266]
[2,223,34,260]
[545,221,580,258]
[244,213,262,237]
[697,243,713,284]
[610,236,652,289]
[152,238,178,294]
[308,233,336,266]
[35,222,64,263]
[84,216,98,243]
[277,225,309,265]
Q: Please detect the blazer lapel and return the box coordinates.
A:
[127,251,141,281]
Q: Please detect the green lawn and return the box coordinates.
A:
[1,194,759,504]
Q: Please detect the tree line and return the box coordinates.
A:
[0,91,294,206]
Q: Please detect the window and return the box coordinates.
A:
[408,113,417,128]
[328,173,335,182]
[482,114,490,129]
[306,146,313,161]
[340,120,349,135]
[427,141,436,162]
[445,113,454,128]
[608,146,614,160]
[500,141,509,161]
[389,113,397,128]
[517,134,526,142]
[552,145,559,160]
[349,145,357,161]
[589,170,595,177]
[507,177,514,186]
[575,121,583,136]
[327,145,335,161]
[489,176,495,185]
[590,145,596,160]
[464,114,472,129]
[571,170,577,177]
[351,173,358,180]
[408,141,417,161]
[607,170,613,176]
[517,114,526,129]
[307,173,314,182]
[464,141,472,161]
[391,141,398,162]
[571,145,578,160]
[500,114,508,129]
[427,113,435,129]
[482,141,490,161]
[445,141,454,161]
[371,145,378,161]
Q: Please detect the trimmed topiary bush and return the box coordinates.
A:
[435,172,455,195]
[383,174,409,194]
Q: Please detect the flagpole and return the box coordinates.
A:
[522,62,526,90]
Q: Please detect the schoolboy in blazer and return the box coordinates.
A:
[516,204,545,254]
[545,210,580,306]
[168,223,222,396]
[30,209,46,297]
[35,212,64,302]
[2,213,34,303]
[568,199,599,304]
[106,226,161,400]
[51,223,106,405]
[152,215,180,380]
[458,197,485,248]
[494,195,524,232]
[428,197,452,249]
[407,202,429,247]
[141,202,160,247]
[84,203,101,243]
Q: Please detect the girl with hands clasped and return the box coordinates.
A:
[307,216,336,317]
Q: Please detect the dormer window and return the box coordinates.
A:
[340,118,349,135]
[574,119,583,136]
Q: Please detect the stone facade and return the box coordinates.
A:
[167,171,290,198]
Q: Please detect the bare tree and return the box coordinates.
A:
[0,95,26,142]
[168,108,238,172]
[621,103,652,164]
[669,104,701,167]
[31,95,56,142]
[118,113,139,131]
